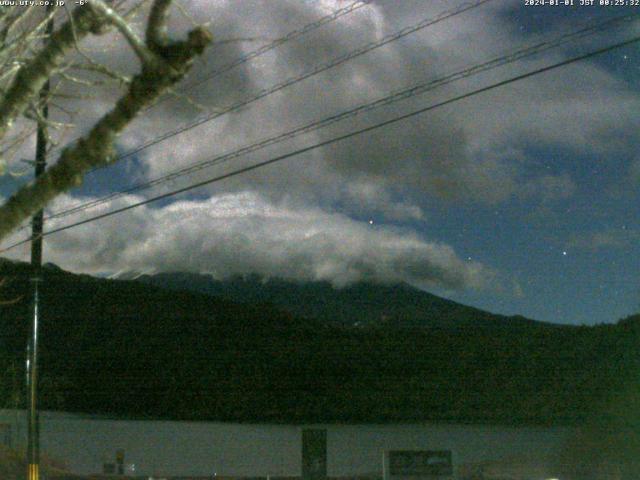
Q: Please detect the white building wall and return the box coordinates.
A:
[0,410,573,478]
[325,423,570,476]
[41,416,302,477]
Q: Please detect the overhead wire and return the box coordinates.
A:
[170,0,373,97]
[37,11,639,224]
[82,0,494,172]
[2,33,639,255]
[18,0,493,236]
[9,0,497,234]
[4,0,376,236]
[43,0,373,162]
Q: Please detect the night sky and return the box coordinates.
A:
[2,0,639,326]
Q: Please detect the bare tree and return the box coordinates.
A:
[0,0,211,243]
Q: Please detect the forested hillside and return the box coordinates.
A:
[0,259,637,426]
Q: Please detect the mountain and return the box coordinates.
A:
[137,272,547,330]
[0,259,637,426]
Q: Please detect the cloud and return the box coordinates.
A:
[3,0,637,293]
[97,0,637,215]
[7,0,639,211]
[344,180,425,222]
[3,192,496,291]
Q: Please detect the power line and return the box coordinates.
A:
[172,0,373,96]
[21,0,498,228]
[7,0,375,236]
[44,0,372,161]
[84,0,494,172]
[39,12,638,223]
[3,33,638,254]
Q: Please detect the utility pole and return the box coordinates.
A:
[27,5,54,480]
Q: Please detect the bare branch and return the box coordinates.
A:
[58,71,107,87]
[0,5,108,143]
[146,0,172,52]
[0,124,36,175]
[164,86,215,114]
[0,7,57,62]
[25,106,73,130]
[89,0,159,67]
[173,0,199,29]
[61,3,132,88]
[0,127,34,157]
[67,59,132,85]
[0,62,22,83]
[0,11,212,242]
[49,101,78,119]
[0,6,36,44]
[51,91,103,101]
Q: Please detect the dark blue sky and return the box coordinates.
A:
[432,5,640,324]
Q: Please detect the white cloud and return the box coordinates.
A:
[4,192,496,291]
[344,180,425,221]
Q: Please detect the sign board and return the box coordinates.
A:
[383,450,453,479]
